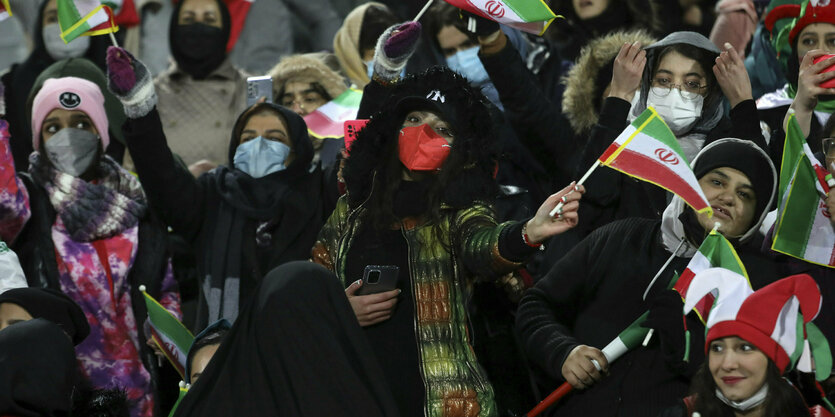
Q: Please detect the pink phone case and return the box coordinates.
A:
[814,54,835,89]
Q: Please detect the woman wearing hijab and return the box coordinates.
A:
[311,66,584,417]
[660,272,830,417]
[1,0,113,170]
[108,46,324,330]
[574,31,767,244]
[517,138,780,417]
[333,2,399,88]
[0,77,180,417]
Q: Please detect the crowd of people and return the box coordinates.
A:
[0,0,834,416]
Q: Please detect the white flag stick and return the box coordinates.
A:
[549,160,601,218]
[413,0,433,22]
[108,32,119,48]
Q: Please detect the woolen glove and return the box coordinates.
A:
[0,82,5,117]
[458,10,499,38]
[640,289,690,375]
[372,22,421,84]
[106,46,157,119]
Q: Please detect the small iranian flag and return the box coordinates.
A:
[599,107,713,218]
[772,113,835,268]
[673,229,752,322]
[303,88,362,139]
[57,0,118,43]
[0,0,11,21]
[167,381,189,417]
[443,0,559,35]
[140,286,194,379]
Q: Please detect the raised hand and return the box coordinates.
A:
[713,42,752,108]
[372,22,422,84]
[524,182,585,244]
[105,46,157,119]
[609,42,647,103]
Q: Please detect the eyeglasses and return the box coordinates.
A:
[650,78,708,101]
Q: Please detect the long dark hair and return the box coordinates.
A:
[689,359,809,417]
[343,67,500,241]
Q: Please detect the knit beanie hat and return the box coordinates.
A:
[684,270,832,377]
[0,287,90,345]
[765,0,835,47]
[692,138,776,233]
[31,77,109,151]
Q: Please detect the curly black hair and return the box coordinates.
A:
[343,66,500,232]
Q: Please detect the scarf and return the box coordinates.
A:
[29,153,147,242]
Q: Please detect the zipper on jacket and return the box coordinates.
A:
[400,225,429,417]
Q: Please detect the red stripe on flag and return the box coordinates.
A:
[673,268,696,298]
[149,326,186,377]
[607,148,709,211]
[303,110,343,138]
[694,294,715,320]
[598,143,621,163]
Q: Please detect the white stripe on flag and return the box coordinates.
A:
[803,206,835,265]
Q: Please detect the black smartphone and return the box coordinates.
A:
[356,265,400,296]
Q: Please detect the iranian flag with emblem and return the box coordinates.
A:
[140,285,194,379]
[442,0,558,35]
[598,107,714,217]
[673,229,752,322]
[772,113,835,267]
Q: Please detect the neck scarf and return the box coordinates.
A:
[29,153,147,242]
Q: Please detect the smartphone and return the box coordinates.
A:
[814,54,835,89]
[356,265,400,296]
[246,75,273,106]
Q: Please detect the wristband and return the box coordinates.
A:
[522,222,544,250]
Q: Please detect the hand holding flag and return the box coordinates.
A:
[139,285,194,379]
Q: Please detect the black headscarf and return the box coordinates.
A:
[168,0,231,79]
[197,103,320,326]
[0,287,90,345]
[0,319,77,417]
[173,262,399,417]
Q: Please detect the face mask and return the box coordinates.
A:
[42,128,100,177]
[233,136,291,178]
[398,124,451,171]
[646,86,704,135]
[715,384,768,412]
[446,46,489,85]
[42,23,90,60]
[171,23,226,79]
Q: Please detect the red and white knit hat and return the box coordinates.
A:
[684,270,825,373]
[765,0,835,46]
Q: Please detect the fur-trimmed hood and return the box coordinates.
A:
[268,53,349,102]
[561,30,657,135]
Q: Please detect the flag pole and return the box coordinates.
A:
[549,160,601,217]
[526,382,573,417]
[108,32,119,48]
[413,0,433,22]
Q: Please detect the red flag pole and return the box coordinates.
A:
[526,382,573,417]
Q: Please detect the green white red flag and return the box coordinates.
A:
[772,113,835,268]
[673,229,752,323]
[599,107,714,218]
[140,286,194,379]
[303,88,362,139]
[167,381,189,417]
[57,0,119,43]
[443,0,559,35]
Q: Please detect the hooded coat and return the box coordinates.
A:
[1,1,112,171]
[570,32,768,249]
[123,103,324,329]
[516,139,780,417]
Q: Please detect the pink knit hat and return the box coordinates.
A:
[31,77,109,151]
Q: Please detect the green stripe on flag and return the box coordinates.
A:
[773,156,820,258]
[333,88,362,107]
[780,114,806,200]
[618,311,650,349]
[603,111,656,164]
[501,0,556,21]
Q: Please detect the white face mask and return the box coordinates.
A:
[42,23,90,60]
[646,86,704,135]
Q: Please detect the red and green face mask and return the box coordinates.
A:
[398,124,452,171]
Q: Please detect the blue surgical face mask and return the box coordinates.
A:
[445,46,489,85]
[233,136,291,178]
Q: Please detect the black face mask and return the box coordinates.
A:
[171,23,227,80]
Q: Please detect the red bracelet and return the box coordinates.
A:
[522,222,543,248]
